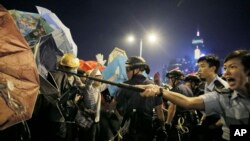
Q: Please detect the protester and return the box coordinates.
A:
[77,68,104,141]
[77,54,105,141]
[110,56,166,141]
[76,53,118,141]
[139,50,250,141]
[46,53,83,141]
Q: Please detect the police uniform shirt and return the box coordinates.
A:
[200,90,250,140]
[115,74,162,116]
[172,82,193,113]
[203,75,229,139]
[205,75,228,93]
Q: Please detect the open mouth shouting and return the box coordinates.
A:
[226,77,236,89]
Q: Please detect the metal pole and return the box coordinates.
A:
[57,69,145,92]
[139,39,143,57]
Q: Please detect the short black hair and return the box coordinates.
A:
[224,50,250,75]
[197,55,220,73]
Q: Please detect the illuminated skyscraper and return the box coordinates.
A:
[192,28,204,60]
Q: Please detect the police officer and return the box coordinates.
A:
[165,70,194,141]
[139,49,250,141]
[197,55,229,141]
[111,56,166,141]
[184,74,203,96]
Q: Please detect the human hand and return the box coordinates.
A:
[96,53,106,66]
[137,84,160,97]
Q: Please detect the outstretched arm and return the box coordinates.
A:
[139,84,205,110]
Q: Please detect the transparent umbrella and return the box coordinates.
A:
[9,9,54,46]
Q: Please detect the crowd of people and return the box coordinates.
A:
[1,49,250,141]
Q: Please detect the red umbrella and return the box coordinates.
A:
[79,60,105,72]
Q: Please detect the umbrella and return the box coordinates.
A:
[0,5,39,130]
[34,33,64,78]
[108,47,127,64]
[39,74,64,122]
[9,9,54,46]
[36,6,78,56]
[79,60,105,72]
[102,48,128,96]
[51,29,77,55]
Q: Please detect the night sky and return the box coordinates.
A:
[2,0,250,75]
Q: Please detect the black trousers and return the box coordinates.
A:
[78,122,100,141]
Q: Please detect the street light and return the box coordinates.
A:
[127,33,158,57]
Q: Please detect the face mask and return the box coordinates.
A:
[68,68,78,74]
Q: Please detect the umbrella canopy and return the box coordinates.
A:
[0,5,40,130]
[51,29,76,55]
[9,9,54,46]
[79,60,105,72]
[102,48,128,96]
[34,34,64,78]
[108,47,127,64]
[36,6,78,56]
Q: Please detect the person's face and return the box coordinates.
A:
[169,78,173,86]
[184,81,192,89]
[167,77,175,86]
[197,61,215,79]
[126,66,134,80]
[92,75,103,87]
[223,58,248,92]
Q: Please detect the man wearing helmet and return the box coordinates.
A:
[46,53,83,141]
[184,74,203,96]
[111,56,166,141]
[165,69,193,141]
[139,49,250,141]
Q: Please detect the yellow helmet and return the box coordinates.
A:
[60,53,80,68]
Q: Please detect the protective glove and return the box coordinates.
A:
[96,53,107,66]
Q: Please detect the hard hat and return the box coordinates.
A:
[60,53,80,68]
[166,69,184,79]
[126,56,150,74]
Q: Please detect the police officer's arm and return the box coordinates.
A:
[166,103,176,124]
[155,104,165,123]
[109,99,123,121]
[139,84,205,110]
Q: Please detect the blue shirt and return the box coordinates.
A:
[201,90,250,140]
[204,75,228,93]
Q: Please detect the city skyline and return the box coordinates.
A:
[2,0,250,76]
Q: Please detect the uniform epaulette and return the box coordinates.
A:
[215,87,233,94]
